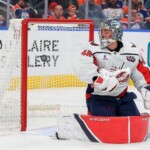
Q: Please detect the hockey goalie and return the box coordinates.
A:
[56,20,150,144]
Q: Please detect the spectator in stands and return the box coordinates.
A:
[27,0,44,18]
[67,5,79,20]
[11,0,20,5]
[48,5,66,20]
[11,0,29,18]
[48,0,79,18]
[130,0,150,22]
[143,0,150,29]
[103,0,124,21]
[144,0,150,12]
[48,2,58,17]
[144,19,150,29]
[11,0,38,18]
[78,0,106,28]
[123,0,150,21]
[77,0,122,8]
[123,1,150,29]
[132,0,140,8]
[102,0,123,9]
[120,7,143,30]
[77,0,102,6]
[101,0,123,9]
[0,14,5,27]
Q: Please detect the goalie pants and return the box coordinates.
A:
[86,92,140,116]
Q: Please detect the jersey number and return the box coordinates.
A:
[81,50,92,57]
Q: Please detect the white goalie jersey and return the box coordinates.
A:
[76,41,150,97]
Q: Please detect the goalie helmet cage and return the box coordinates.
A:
[20,19,94,131]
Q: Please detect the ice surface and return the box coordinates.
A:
[0,86,150,150]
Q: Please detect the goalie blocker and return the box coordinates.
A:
[56,113,150,144]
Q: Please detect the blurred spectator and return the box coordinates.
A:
[0,14,5,27]
[120,8,143,30]
[11,0,20,5]
[48,4,66,20]
[11,0,29,18]
[142,0,150,29]
[78,0,106,28]
[28,7,38,18]
[103,0,124,21]
[128,0,149,22]
[27,0,44,18]
[124,1,149,18]
[67,5,79,19]
[102,0,123,9]
[132,0,141,8]
[123,0,150,23]
[136,1,150,22]
[48,0,79,17]
[77,0,102,6]
[144,0,150,11]
[48,2,58,16]
[11,0,38,18]
[143,19,150,29]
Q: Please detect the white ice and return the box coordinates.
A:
[0,86,150,150]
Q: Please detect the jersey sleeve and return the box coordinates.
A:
[75,42,100,84]
[130,50,150,91]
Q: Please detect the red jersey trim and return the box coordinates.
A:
[137,61,150,84]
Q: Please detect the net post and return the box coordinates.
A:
[21,19,28,131]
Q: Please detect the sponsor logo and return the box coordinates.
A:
[103,55,108,60]
[89,117,110,122]
[28,40,59,67]
[142,118,149,121]
[126,56,135,62]
[37,25,87,31]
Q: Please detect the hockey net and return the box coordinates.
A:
[0,19,94,131]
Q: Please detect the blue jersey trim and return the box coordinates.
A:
[74,114,99,142]
[0,27,8,30]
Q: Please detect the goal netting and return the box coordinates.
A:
[0,19,94,131]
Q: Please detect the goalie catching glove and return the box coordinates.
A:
[93,68,119,92]
[93,68,130,93]
[141,85,150,109]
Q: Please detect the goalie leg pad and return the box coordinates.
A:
[56,115,89,141]
[56,114,149,144]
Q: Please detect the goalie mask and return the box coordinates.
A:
[99,20,123,48]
